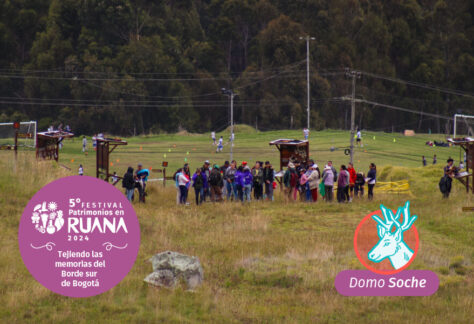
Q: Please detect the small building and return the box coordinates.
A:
[96,137,127,182]
[36,130,74,161]
[269,139,309,170]
[447,137,473,193]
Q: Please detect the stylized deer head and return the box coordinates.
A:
[368,201,417,269]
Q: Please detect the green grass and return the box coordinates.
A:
[37,127,461,176]
[0,128,472,323]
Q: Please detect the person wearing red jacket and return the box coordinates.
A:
[348,163,357,201]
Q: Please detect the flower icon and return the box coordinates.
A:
[48,202,58,211]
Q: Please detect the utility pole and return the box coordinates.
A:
[345,69,361,164]
[221,88,236,160]
[299,36,315,130]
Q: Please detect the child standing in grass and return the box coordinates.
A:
[78,164,84,176]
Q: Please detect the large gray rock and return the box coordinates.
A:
[144,251,203,289]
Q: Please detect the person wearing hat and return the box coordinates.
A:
[307,164,320,202]
[322,165,334,202]
[263,161,274,201]
[209,164,223,202]
[442,158,456,198]
[283,162,298,201]
[201,160,211,201]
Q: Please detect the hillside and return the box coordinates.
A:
[1,0,473,134]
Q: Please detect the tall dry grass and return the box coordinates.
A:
[0,153,472,323]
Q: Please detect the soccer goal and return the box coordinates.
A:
[453,114,474,138]
[0,121,37,149]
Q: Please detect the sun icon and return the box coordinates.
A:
[48,202,58,211]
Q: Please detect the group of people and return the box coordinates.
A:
[173,160,275,205]
[211,131,235,153]
[169,159,377,205]
[282,160,376,203]
[422,154,438,166]
[122,164,150,203]
[82,133,104,153]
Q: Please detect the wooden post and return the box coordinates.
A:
[14,130,18,160]
[163,168,166,187]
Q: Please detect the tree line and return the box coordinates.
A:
[0,0,472,135]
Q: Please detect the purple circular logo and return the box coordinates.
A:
[18,176,140,297]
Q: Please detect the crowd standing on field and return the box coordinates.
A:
[150,159,378,205]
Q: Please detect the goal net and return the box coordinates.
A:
[0,121,37,149]
[453,114,474,138]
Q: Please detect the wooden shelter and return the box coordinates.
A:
[447,137,474,193]
[269,139,309,170]
[96,137,127,182]
[36,130,74,161]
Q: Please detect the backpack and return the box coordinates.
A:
[439,176,447,193]
[290,171,298,187]
[194,174,203,188]
[209,171,220,186]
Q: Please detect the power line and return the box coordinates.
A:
[357,99,454,121]
[361,71,474,99]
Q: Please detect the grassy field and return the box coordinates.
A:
[28,126,464,176]
[0,128,473,323]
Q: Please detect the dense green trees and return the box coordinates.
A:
[0,0,472,135]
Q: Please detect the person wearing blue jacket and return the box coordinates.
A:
[242,166,253,202]
[192,168,206,205]
[234,166,244,202]
[367,163,377,200]
[136,163,149,203]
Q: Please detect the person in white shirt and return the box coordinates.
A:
[82,136,87,153]
[178,172,190,204]
[111,172,118,185]
[78,164,84,176]
[303,128,309,140]
[356,129,362,147]
[216,136,223,152]
[230,132,235,146]
[211,131,216,145]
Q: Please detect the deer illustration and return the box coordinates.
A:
[368,201,417,270]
